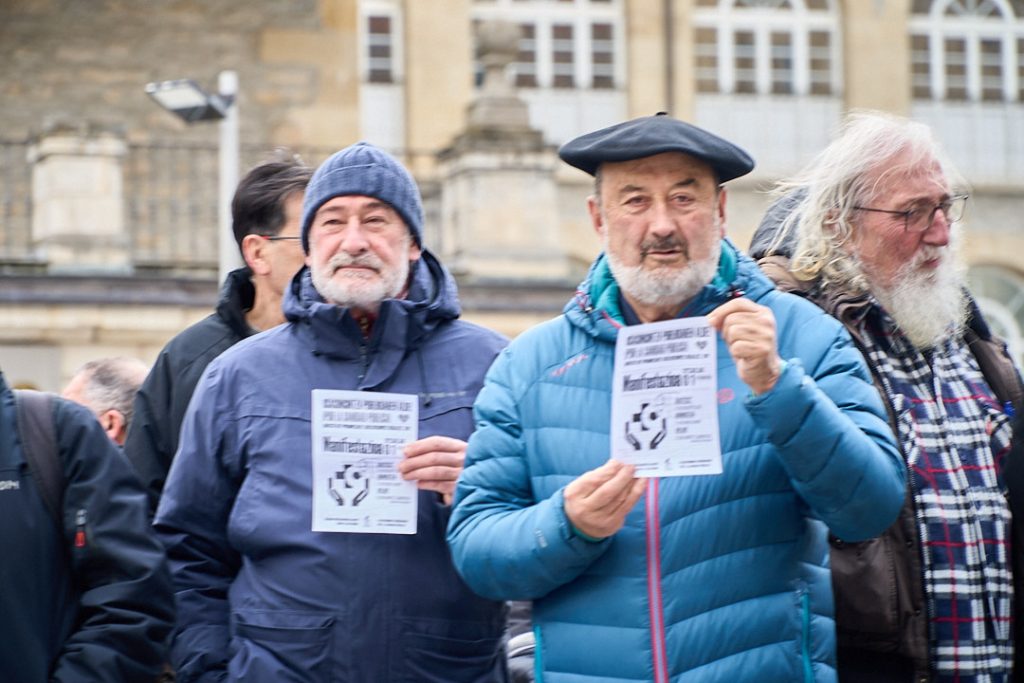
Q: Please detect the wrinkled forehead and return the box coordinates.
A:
[598,151,718,193]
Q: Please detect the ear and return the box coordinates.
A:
[100,409,127,445]
[409,240,422,262]
[587,195,605,240]
[241,234,271,276]
[715,188,728,237]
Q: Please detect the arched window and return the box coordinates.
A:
[910,0,1024,102]
[694,0,841,97]
[968,264,1024,365]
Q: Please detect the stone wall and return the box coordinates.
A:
[0,0,349,148]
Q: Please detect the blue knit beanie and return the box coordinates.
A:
[300,142,424,252]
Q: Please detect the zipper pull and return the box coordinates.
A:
[74,509,87,548]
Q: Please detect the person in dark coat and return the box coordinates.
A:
[155,142,510,682]
[0,369,174,681]
[124,152,311,513]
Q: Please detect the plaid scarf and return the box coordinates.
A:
[859,306,1014,682]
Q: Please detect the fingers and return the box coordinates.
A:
[398,436,466,502]
[403,435,466,457]
[564,460,645,539]
[708,298,783,394]
[564,459,626,499]
[706,297,759,329]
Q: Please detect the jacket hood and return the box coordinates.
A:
[216,267,259,339]
[283,248,461,364]
[564,238,774,341]
[748,188,807,261]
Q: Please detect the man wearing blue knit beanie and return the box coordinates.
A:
[156,142,511,682]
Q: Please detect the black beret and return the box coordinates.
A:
[558,113,755,182]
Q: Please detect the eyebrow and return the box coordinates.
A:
[615,178,699,196]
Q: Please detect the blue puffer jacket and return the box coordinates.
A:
[155,251,510,683]
[447,242,906,683]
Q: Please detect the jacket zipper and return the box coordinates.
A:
[800,589,813,682]
[645,478,669,683]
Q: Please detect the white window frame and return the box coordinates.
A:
[693,0,842,97]
[910,0,1024,102]
[472,0,625,91]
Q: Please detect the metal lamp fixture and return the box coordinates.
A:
[145,78,233,123]
[144,71,242,282]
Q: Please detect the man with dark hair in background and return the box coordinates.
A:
[124,151,312,513]
[62,356,149,445]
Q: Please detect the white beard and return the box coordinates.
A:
[311,243,411,313]
[605,232,721,309]
[872,246,968,350]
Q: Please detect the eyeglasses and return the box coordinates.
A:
[257,235,302,243]
[852,194,968,233]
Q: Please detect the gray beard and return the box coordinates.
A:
[606,238,721,309]
[310,248,411,314]
[873,252,968,350]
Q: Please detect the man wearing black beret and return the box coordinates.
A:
[448,114,907,682]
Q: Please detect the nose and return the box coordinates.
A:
[338,218,370,254]
[922,207,950,247]
[647,200,675,238]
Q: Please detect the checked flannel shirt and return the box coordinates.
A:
[860,306,1014,683]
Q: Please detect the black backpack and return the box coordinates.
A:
[13,390,63,524]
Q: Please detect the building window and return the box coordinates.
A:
[1019,37,1024,98]
[693,0,841,97]
[910,0,1024,102]
[366,15,395,84]
[696,27,719,92]
[473,0,623,91]
[360,1,404,86]
[591,22,615,88]
[552,23,575,88]
[516,23,539,87]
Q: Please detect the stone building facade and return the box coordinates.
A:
[0,0,1022,389]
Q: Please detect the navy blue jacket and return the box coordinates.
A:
[155,252,510,682]
[0,372,175,682]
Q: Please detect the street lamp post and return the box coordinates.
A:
[145,70,242,283]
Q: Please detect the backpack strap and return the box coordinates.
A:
[14,390,63,525]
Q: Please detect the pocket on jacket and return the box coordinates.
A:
[230,610,335,682]
[419,395,476,440]
[391,617,505,683]
[830,534,900,637]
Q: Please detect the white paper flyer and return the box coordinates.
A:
[311,389,418,534]
[610,317,722,477]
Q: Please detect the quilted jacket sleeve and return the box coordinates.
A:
[154,364,242,683]
[746,299,906,542]
[448,347,614,601]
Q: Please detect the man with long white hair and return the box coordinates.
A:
[751,110,1024,683]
